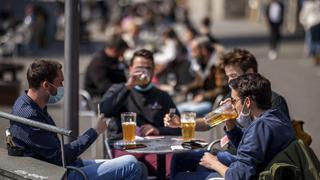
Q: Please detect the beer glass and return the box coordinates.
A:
[136,68,150,86]
[121,112,136,144]
[203,101,238,127]
[180,112,196,141]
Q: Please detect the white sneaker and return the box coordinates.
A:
[268,50,278,61]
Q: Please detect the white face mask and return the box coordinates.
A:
[236,98,252,128]
[47,83,64,104]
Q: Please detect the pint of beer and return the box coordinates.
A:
[121,112,136,144]
[204,101,238,127]
[180,112,196,141]
[136,68,150,85]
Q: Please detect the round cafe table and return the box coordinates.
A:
[113,136,189,180]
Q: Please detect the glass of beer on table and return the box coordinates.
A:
[121,112,136,144]
[180,112,196,141]
[203,100,238,127]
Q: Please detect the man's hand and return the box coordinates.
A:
[199,152,227,177]
[94,114,108,135]
[220,98,237,131]
[126,70,144,89]
[163,114,181,128]
[139,124,160,136]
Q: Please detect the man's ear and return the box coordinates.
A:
[245,97,251,109]
[42,81,49,89]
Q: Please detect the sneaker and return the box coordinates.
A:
[268,50,278,60]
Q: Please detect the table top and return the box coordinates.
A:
[113,136,189,154]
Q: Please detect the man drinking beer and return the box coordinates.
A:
[169,73,295,179]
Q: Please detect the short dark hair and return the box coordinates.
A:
[27,59,62,89]
[163,28,178,40]
[202,16,211,27]
[229,73,272,110]
[130,49,154,67]
[221,48,258,73]
[104,35,128,52]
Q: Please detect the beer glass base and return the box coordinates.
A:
[123,141,136,146]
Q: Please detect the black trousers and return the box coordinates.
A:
[269,23,282,51]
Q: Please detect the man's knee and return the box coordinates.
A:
[122,155,146,178]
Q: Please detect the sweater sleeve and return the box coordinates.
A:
[100,83,130,117]
[225,121,271,180]
[158,91,181,136]
[225,126,243,148]
[12,114,98,166]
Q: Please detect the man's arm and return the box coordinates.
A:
[225,121,271,180]
[271,91,290,119]
[12,115,98,166]
[195,118,211,131]
[158,92,182,135]
[100,84,130,117]
[225,125,243,148]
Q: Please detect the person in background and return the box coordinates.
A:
[84,35,129,99]
[199,16,220,45]
[266,0,284,60]
[299,0,320,65]
[10,59,147,180]
[177,37,227,117]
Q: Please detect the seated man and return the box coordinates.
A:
[100,49,181,176]
[84,35,129,99]
[177,37,228,117]
[167,73,295,179]
[10,59,147,180]
[221,48,290,119]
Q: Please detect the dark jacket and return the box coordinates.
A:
[10,92,98,166]
[225,109,296,180]
[84,50,127,98]
[101,83,181,143]
[258,140,320,180]
[271,91,290,119]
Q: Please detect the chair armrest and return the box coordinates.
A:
[207,139,221,151]
[66,166,88,180]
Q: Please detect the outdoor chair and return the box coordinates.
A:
[1,112,87,180]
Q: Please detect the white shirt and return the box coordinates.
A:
[269,2,282,23]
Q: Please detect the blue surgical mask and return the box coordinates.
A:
[48,83,64,104]
[134,83,153,92]
[236,98,252,128]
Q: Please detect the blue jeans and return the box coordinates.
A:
[68,155,147,180]
[171,150,223,180]
[177,101,212,117]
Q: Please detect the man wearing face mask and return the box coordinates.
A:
[100,49,180,177]
[164,48,290,132]
[169,74,295,180]
[9,59,147,180]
